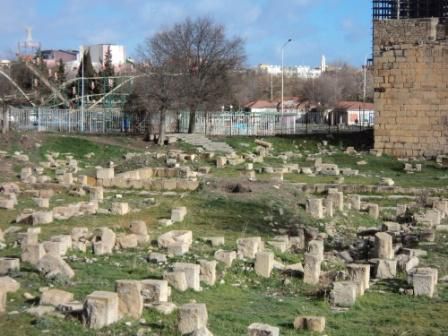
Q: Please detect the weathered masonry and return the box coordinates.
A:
[374,17,448,157]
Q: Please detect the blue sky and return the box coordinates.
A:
[0,0,372,67]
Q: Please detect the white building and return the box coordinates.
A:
[258,55,327,79]
[78,44,126,68]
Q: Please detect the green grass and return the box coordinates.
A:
[0,190,447,336]
[219,135,448,189]
[0,132,448,335]
[34,135,129,166]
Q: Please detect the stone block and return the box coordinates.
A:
[71,227,89,241]
[375,259,397,279]
[174,263,201,291]
[351,195,362,211]
[171,207,187,222]
[40,289,74,307]
[327,190,344,211]
[293,316,326,333]
[0,198,15,210]
[248,323,279,336]
[323,199,334,217]
[199,260,217,286]
[307,198,324,219]
[37,254,75,279]
[168,242,190,256]
[308,240,324,261]
[382,222,401,232]
[0,258,20,275]
[96,167,114,180]
[255,252,274,278]
[216,157,227,168]
[331,281,358,307]
[111,202,129,215]
[158,230,193,252]
[148,252,167,264]
[84,291,119,329]
[214,250,236,267]
[129,220,148,236]
[89,187,104,202]
[368,204,380,219]
[33,197,50,209]
[237,237,262,259]
[116,280,143,319]
[303,253,321,285]
[164,271,188,292]
[18,232,40,248]
[116,233,139,249]
[0,276,20,293]
[43,241,67,256]
[203,237,225,247]
[32,211,54,225]
[412,268,438,298]
[92,228,116,255]
[0,290,6,313]
[178,303,208,335]
[375,232,394,259]
[21,243,46,265]
[319,163,340,176]
[347,264,370,296]
[141,279,169,304]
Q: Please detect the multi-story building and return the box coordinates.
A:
[257,55,327,79]
[40,49,78,68]
[372,0,448,20]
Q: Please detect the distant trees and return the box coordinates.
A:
[229,63,374,110]
[56,59,66,84]
[300,64,373,108]
[77,50,98,97]
[101,47,114,78]
[100,47,115,94]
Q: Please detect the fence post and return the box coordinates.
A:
[37,107,40,132]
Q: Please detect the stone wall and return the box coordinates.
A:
[374,18,448,157]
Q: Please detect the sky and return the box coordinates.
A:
[0,0,372,68]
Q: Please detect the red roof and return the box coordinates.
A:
[336,101,375,111]
[244,100,278,109]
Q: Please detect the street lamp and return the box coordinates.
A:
[281,38,292,115]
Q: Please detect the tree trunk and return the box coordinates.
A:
[188,108,196,134]
[2,104,9,134]
[158,107,167,146]
[143,111,151,142]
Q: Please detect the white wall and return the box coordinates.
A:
[79,44,126,67]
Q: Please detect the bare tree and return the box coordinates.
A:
[0,74,12,134]
[135,32,182,145]
[147,17,246,133]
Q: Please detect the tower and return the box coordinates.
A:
[320,55,327,72]
[17,27,41,58]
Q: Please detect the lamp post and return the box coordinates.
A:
[81,51,85,133]
[281,38,292,115]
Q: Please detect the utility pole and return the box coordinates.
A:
[363,56,367,127]
[270,73,273,101]
[281,38,292,115]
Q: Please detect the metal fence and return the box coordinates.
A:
[179,111,372,136]
[8,107,372,136]
[9,107,131,133]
